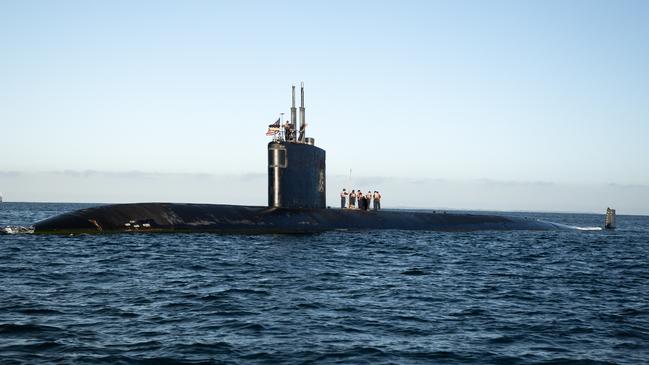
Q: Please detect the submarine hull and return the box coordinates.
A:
[33,203,562,234]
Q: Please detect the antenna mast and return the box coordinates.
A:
[290,85,297,142]
[299,82,306,142]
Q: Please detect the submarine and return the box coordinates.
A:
[34,83,564,234]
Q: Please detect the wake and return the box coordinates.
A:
[1,226,35,235]
[545,221,603,231]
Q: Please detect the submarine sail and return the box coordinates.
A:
[268,142,325,209]
[268,84,325,209]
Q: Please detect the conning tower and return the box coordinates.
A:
[268,83,326,209]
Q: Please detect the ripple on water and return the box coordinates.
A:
[1,204,648,364]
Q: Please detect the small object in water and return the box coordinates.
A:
[605,207,616,229]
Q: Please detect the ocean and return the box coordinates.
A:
[1,202,648,364]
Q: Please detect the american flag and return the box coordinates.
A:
[265,118,280,136]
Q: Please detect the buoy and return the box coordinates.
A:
[605,208,616,229]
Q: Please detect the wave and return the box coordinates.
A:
[0,323,64,335]
[1,226,34,234]
[575,226,604,231]
[542,221,603,231]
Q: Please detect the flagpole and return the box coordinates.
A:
[280,113,284,141]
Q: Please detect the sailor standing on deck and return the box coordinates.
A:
[340,189,348,209]
[358,194,364,211]
[373,191,381,210]
[349,190,356,209]
[365,191,372,211]
[356,188,363,210]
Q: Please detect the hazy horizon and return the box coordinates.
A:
[2,169,648,216]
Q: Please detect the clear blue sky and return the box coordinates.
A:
[1,1,648,213]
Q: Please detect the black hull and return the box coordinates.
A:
[33,203,563,234]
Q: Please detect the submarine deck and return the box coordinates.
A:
[33,203,562,234]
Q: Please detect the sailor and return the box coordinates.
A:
[283,121,293,141]
[340,189,348,209]
[349,190,356,209]
[373,191,381,210]
[365,191,372,211]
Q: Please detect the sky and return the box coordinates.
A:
[1,1,648,214]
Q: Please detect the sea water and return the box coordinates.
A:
[1,203,648,364]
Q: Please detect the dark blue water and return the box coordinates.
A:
[1,203,648,364]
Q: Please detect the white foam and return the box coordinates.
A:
[541,221,603,231]
[1,226,35,234]
[574,226,603,231]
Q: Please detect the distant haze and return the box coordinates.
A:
[1,170,648,216]
[1,1,648,214]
